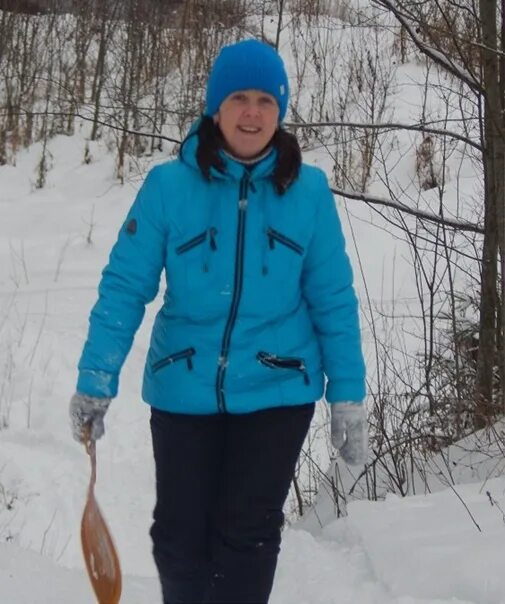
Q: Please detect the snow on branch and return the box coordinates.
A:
[332,186,484,234]
[372,0,482,92]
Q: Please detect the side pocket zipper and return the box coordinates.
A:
[257,351,310,385]
[152,347,196,373]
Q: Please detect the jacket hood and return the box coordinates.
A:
[179,117,278,182]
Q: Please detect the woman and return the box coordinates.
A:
[70,39,367,604]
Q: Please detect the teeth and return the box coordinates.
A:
[239,126,260,133]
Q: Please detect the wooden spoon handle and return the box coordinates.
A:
[83,423,97,493]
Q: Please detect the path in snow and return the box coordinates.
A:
[1,526,475,604]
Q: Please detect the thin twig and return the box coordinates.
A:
[447,483,482,532]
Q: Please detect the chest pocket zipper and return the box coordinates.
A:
[257,351,310,385]
[176,228,218,255]
[266,228,304,255]
[152,347,196,373]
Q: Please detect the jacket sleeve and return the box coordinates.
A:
[77,166,167,398]
[301,170,366,403]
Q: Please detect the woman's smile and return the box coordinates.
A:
[215,90,279,159]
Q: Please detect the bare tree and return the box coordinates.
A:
[372,0,504,428]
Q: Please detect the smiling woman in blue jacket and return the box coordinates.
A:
[70,39,367,604]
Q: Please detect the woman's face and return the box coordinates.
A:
[215,89,280,160]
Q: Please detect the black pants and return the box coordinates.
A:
[150,402,314,604]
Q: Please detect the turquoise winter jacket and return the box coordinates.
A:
[77,128,366,414]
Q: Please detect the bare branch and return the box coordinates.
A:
[285,120,482,151]
[4,112,483,234]
[332,186,484,234]
[0,109,182,145]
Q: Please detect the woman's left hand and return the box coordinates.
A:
[330,402,368,466]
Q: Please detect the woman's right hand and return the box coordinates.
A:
[69,392,111,443]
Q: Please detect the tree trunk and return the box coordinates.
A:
[275,0,285,50]
[475,0,502,427]
[499,0,505,411]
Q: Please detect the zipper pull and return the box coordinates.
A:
[209,227,218,251]
[240,170,250,198]
[186,356,193,370]
[299,362,310,385]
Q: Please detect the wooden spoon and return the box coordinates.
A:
[81,431,122,604]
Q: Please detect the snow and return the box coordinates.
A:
[0,2,502,603]
[0,541,160,603]
[2,477,505,602]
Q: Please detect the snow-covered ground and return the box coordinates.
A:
[2,476,505,603]
[0,4,501,603]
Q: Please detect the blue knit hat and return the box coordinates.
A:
[205,39,289,121]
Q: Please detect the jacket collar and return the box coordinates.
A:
[180,118,277,182]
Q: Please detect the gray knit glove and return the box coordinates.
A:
[331,402,368,466]
[69,392,111,443]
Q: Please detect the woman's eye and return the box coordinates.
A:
[259,96,274,104]
[232,94,246,102]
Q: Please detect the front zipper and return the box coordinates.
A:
[257,351,311,385]
[215,172,250,413]
[176,228,218,255]
[152,347,196,373]
[266,227,304,255]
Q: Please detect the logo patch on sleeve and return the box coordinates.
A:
[126,218,137,235]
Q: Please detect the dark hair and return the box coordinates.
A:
[181,116,301,195]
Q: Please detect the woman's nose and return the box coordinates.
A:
[243,102,261,117]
